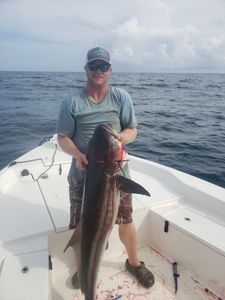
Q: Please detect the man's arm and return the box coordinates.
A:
[118,127,137,145]
[57,134,88,171]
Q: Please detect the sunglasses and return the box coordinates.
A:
[87,63,111,72]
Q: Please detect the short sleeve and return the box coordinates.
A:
[56,95,76,138]
[119,89,137,130]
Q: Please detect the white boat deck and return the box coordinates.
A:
[50,236,222,300]
[0,138,225,300]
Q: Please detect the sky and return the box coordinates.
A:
[1,0,225,72]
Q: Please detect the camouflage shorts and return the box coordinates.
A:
[68,176,133,229]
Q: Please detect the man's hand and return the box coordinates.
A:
[76,153,88,171]
[57,134,88,171]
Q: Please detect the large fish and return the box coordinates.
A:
[64,124,150,300]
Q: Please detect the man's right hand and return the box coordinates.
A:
[76,153,88,171]
[57,134,88,171]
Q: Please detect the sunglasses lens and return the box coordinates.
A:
[100,65,110,72]
[88,64,98,71]
[88,63,110,72]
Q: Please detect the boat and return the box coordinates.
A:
[0,135,224,300]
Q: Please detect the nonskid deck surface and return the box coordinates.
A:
[51,245,219,300]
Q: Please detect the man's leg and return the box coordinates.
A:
[117,192,155,288]
[119,222,140,266]
[68,176,83,229]
[67,176,83,288]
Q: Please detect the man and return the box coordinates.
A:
[57,47,154,288]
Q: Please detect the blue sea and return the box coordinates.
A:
[0,71,225,188]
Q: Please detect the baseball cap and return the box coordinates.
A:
[86,47,111,64]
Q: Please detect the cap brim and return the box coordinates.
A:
[87,58,111,64]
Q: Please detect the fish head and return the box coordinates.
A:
[88,124,127,174]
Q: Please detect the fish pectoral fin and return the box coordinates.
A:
[64,223,81,253]
[117,175,151,196]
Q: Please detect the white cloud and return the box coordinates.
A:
[0,0,225,71]
[125,44,134,57]
[114,17,142,36]
[111,13,225,70]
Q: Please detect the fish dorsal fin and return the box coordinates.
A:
[116,175,150,196]
[64,222,82,253]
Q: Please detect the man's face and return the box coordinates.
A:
[85,59,112,87]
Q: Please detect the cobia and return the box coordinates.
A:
[64,124,150,300]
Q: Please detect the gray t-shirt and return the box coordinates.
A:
[57,86,137,181]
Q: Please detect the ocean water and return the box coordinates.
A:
[0,71,225,188]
